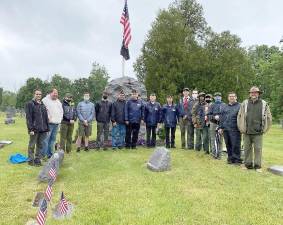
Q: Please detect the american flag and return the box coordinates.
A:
[36,199,47,225]
[120,0,131,60]
[48,164,57,181]
[45,180,53,202]
[59,192,69,215]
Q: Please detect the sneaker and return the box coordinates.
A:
[76,147,80,152]
[131,146,137,150]
[125,146,131,149]
[171,145,176,149]
[28,160,34,166]
[256,168,263,173]
[34,159,42,167]
[166,145,170,149]
[84,147,89,152]
[103,147,108,151]
[118,146,123,150]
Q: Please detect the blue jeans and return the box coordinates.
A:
[42,123,59,158]
[111,124,126,148]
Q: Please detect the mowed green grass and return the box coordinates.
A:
[0,116,282,225]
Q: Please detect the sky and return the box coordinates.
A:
[0,0,282,92]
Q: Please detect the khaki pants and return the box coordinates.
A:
[180,118,194,149]
[60,122,74,153]
[243,134,263,169]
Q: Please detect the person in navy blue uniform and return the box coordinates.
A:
[124,90,144,149]
[144,93,162,148]
[161,95,182,148]
[219,92,242,165]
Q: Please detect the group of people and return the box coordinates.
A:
[25,85,272,172]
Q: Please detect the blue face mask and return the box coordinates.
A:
[214,96,222,102]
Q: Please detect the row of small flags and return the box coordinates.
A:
[36,163,69,225]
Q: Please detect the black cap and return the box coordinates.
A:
[150,93,156,96]
[198,92,206,97]
[205,94,212,98]
[183,87,190,92]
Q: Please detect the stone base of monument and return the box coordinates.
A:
[38,150,64,182]
[147,147,171,172]
[268,165,283,176]
[53,202,74,219]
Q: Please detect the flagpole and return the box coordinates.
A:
[122,57,125,77]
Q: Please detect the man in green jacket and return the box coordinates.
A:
[237,86,272,172]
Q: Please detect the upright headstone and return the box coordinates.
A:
[38,150,64,182]
[147,147,171,172]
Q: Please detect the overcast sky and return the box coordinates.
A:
[0,0,282,92]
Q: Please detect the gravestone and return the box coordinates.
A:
[38,150,64,182]
[104,76,147,144]
[147,147,171,172]
[32,192,45,207]
[268,165,283,176]
[53,202,75,219]
[5,107,15,125]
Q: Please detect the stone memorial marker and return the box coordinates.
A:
[32,192,45,207]
[147,147,171,172]
[38,150,64,182]
[268,165,283,176]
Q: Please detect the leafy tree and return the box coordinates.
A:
[1,91,17,108]
[134,0,253,103]
[49,74,72,100]
[16,77,48,108]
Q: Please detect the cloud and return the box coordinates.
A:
[0,0,282,91]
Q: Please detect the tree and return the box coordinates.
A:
[248,45,283,120]
[1,91,17,108]
[16,77,47,109]
[49,74,72,100]
[0,87,3,106]
[134,0,253,103]
[88,62,109,102]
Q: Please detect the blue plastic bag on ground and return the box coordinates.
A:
[9,153,28,164]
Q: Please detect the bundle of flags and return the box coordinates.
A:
[120,0,131,60]
[35,162,70,223]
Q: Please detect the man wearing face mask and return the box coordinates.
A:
[42,88,63,159]
[192,92,210,153]
[60,93,77,154]
[208,92,226,159]
[237,86,272,172]
[111,90,126,150]
[186,89,199,149]
[76,92,95,152]
[205,94,213,151]
[95,92,112,150]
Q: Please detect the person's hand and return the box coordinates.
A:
[30,131,35,136]
[125,121,129,125]
[70,120,75,124]
[141,120,145,125]
[215,115,220,121]
[205,115,208,121]
[183,115,188,120]
[194,124,198,128]
[113,122,117,127]
[84,120,88,126]
[218,129,223,134]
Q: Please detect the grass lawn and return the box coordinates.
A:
[0,116,282,225]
